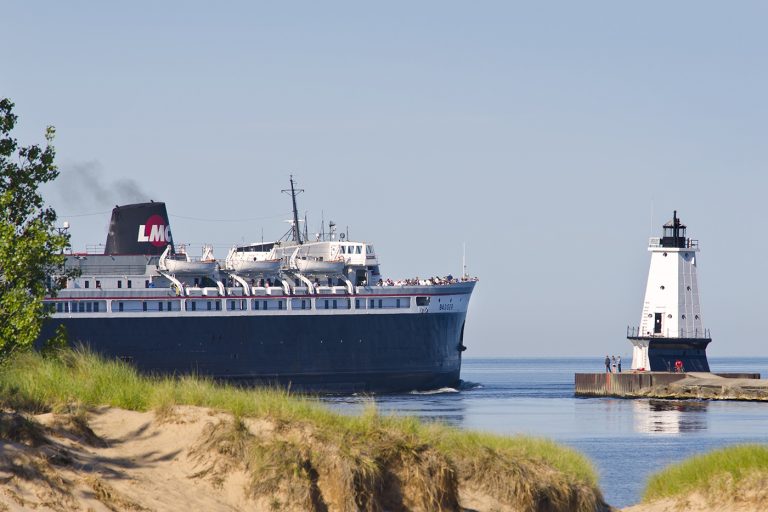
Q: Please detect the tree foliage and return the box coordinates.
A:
[0,98,70,360]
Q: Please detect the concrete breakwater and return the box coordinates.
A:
[575,372,767,400]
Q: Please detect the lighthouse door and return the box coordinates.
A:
[654,313,662,334]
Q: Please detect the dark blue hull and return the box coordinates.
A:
[39,312,467,393]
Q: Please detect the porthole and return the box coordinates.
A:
[663,252,668,257]
[695,315,699,320]
[682,315,686,319]
[660,285,665,290]
[687,286,691,291]
[667,314,672,318]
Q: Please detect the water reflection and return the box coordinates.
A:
[633,399,709,434]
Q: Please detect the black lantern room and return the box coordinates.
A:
[660,211,687,248]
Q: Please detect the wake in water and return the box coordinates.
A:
[409,387,459,395]
[408,380,484,395]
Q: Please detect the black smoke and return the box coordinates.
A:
[56,161,150,208]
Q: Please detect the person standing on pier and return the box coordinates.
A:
[605,355,610,373]
[618,356,622,373]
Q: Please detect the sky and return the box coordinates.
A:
[3,2,767,357]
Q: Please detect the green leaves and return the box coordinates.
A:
[0,98,70,360]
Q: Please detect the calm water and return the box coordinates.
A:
[322,357,768,508]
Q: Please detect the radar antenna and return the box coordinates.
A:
[282,175,304,244]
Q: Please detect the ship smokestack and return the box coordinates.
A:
[104,202,175,255]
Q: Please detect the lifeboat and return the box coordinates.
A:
[224,246,282,276]
[294,257,345,275]
[159,245,218,276]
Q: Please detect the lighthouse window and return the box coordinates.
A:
[695,315,699,319]
[667,314,672,318]
[687,286,691,291]
[682,315,686,319]
[663,252,668,257]
[660,285,665,290]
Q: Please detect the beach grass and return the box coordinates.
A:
[643,444,768,502]
[0,347,605,510]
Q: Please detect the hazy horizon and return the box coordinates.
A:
[4,2,767,357]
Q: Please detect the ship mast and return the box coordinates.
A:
[282,175,304,244]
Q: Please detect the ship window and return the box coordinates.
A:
[356,246,362,254]
[340,246,346,254]
[396,299,401,308]
[367,245,374,254]
[142,302,147,312]
[117,280,122,289]
[127,280,132,289]
[159,302,163,311]
[215,301,221,311]
[94,302,100,312]
[96,280,101,288]
[79,302,85,312]
[228,300,235,311]
[191,302,197,311]
[63,302,69,313]
[56,302,63,313]
[369,299,374,309]
[168,301,172,311]
[278,301,283,310]
[254,300,259,310]
[86,302,92,312]
[118,302,124,312]
[145,280,150,288]
[416,297,430,306]
[355,299,360,309]
[333,300,337,309]
[378,299,383,309]
[324,299,329,309]
[84,281,90,289]
[207,301,212,311]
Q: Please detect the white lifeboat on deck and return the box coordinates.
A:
[159,244,218,276]
[224,247,282,276]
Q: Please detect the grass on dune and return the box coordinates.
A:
[643,444,768,502]
[0,348,602,510]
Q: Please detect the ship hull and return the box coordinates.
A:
[39,311,466,393]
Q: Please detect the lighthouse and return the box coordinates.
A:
[627,211,711,372]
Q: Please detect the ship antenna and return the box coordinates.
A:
[282,175,304,244]
[463,242,467,279]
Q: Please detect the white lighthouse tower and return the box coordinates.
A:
[628,211,711,372]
